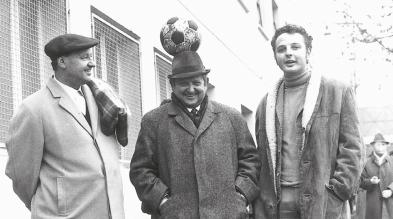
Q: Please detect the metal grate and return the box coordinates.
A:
[0,0,12,143]
[0,0,67,143]
[18,0,67,98]
[156,55,172,102]
[94,17,142,160]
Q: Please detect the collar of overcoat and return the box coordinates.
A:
[265,71,323,193]
[372,152,389,166]
[46,77,98,138]
[167,100,218,138]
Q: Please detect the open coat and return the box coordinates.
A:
[253,74,363,219]
[360,154,393,219]
[129,100,261,219]
[5,77,125,219]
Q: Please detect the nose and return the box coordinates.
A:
[285,49,293,57]
[87,60,96,68]
[187,85,195,93]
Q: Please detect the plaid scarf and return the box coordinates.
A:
[87,79,128,146]
[171,93,208,128]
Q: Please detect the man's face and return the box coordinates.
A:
[60,48,95,89]
[274,33,309,76]
[373,142,388,155]
[172,75,207,108]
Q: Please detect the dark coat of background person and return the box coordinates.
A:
[360,154,393,219]
[253,77,363,219]
[129,100,260,219]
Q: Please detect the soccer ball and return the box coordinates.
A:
[160,17,201,56]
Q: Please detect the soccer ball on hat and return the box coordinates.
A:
[160,17,201,56]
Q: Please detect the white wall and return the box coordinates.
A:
[67,0,278,115]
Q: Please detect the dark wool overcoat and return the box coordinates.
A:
[253,76,363,219]
[130,100,261,219]
[360,154,393,219]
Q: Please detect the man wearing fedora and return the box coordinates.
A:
[5,34,125,218]
[360,133,393,219]
[129,50,261,219]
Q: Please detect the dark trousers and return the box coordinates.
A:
[279,186,301,219]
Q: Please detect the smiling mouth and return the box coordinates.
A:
[285,60,296,64]
[185,94,197,99]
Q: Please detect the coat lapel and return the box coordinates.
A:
[195,101,216,139]
[265,78,283,194]
[168,103,197,136]
[265,71,322,193]
[302,72,322,130]
[276,84,284,129]
[47,78,93,137]
[82,85,99,138]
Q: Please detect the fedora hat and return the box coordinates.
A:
[370,133,390,145]
[168,51,210,79]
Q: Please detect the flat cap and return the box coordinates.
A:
[44,34,99,60]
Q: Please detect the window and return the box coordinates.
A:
[237,0,249,13]
[154,48,172,103]
[92,6,142,161]
[272,0,279,30]
[257,0,263,27]
[0,0,67,143]
[256,0,269,40]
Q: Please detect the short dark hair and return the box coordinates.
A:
[50,58,58,70]
[271,24,313,53]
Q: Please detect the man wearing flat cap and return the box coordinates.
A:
[361,133,393,219]
[129,50,261,219]
[5,34,125,219]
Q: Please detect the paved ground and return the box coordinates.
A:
[0,148,149,219]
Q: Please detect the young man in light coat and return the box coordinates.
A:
[130,50,261,219]
[5,34,125,219]
[253,24,363,219]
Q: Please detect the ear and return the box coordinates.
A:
[274,54,279,65]
[169,78,175,88]
[57,57,66,69]
[306,49,311,64]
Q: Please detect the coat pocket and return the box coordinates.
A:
[57,177,67,216]
[234,192,249,219]
[325,184,345,219]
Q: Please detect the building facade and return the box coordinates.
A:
[0,0,281,157]
[0,0,280,217]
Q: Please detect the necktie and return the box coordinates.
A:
[191,108,198,119]
[78,90,91,126]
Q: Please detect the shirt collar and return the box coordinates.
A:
[374,151,387,166]
[53,76,83,96]
[187,105,200,112]
[53,76,86,115]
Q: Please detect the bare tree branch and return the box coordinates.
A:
[339,9,393,53]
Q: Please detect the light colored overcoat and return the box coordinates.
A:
[5,77,125,219]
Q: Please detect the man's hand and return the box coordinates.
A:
[238,192,247,205]
[159,196,169,208]
[370,176,380,184]
[382,189,392,198]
